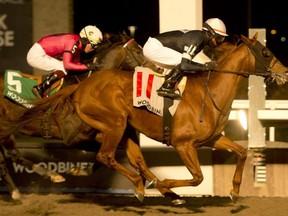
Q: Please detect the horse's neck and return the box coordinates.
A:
[189,45,249,113]
[208,45,249,111]
[213,73,245,108]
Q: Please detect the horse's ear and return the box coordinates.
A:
[240,34,248,42]
[226,34,241,45]
[120,31,131,42]
[104,32,111,40]
[241,32,258,44]
[252,32,258,40]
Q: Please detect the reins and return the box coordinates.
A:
[200,40,276,121]
[212,68,271,77]
[123,39,160,71]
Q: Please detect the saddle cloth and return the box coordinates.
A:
[133,66,187,116]
[3,69,62,109]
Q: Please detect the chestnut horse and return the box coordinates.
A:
[0,33,157,202]
[1,33,287,204]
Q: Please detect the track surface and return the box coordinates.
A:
[1,193,287,216]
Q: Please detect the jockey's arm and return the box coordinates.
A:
[179,45,206,72]
[179,57,206,72]
[62,51,88,71]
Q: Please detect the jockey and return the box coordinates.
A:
[143,18,228,100]
[27,25,103,98]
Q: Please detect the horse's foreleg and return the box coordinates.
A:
[154,142,204,189]
[212,135,247,203]
[123,137,185,205]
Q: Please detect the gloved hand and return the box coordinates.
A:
[204,61,217,71]
[86,62,99,71]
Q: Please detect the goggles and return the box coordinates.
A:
[215,34,225,44]
[91,43,99,49]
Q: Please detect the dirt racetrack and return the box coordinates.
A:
[1,193,288,216]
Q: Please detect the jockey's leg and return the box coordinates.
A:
[157,67,183,100]
[32,70,65,98]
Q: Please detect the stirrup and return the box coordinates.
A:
[32,86,43,98]
[157,88,182,100]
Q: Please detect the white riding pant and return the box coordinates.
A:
[143,37,182,67]
[26,43,67,75]
[143,37,211,69]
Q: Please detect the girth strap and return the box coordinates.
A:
[41,112,52,139]
[162,97,174,146]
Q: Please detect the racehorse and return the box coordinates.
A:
[7,33,287,205]
[0,32,157,202]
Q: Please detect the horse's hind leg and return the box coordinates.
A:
[3,136,65,183]
[211,135,247,203]
[123,137,185,205]
[96,131,146,202]
[0,148,21,202]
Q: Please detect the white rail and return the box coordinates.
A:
[141,100,288,148]
[230,100,288,120]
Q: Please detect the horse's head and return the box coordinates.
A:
[241,33,288,85]
[87,33,158,72]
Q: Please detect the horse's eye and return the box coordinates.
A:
[262,48,271,58]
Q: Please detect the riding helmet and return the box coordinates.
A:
[79,25,103,46]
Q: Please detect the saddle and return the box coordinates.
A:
[3,69,63,109]
[133,66,187,145]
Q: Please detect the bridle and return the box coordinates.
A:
[212,40,278,78]
[200,39,282,121]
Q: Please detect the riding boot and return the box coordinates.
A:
[156,67,183,100]
[32,70,65,98]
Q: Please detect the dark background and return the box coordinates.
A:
[73,0,159,46]
[74,0,288,66]
[73,0,288,141]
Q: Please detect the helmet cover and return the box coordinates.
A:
[202,18,228,36]
[79,25,103,45]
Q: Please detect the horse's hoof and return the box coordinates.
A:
[229,191,239,203]
[134,191,145,202]
[68,167,81,175]
[67,167,93,176]
[68,167,91,176]
[171,198,186,205]
[47,171,65,183]
[145,178,157,189]
[11,189,21,201]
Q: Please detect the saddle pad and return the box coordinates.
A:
[133,66,187,116]
[3,69,39,108]
[3,69,62,109]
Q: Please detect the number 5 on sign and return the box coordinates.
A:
[6,70,22,93]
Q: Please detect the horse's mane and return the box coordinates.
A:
[80,32,131,64]
[203,35,241,62]
[192,38,241,80]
